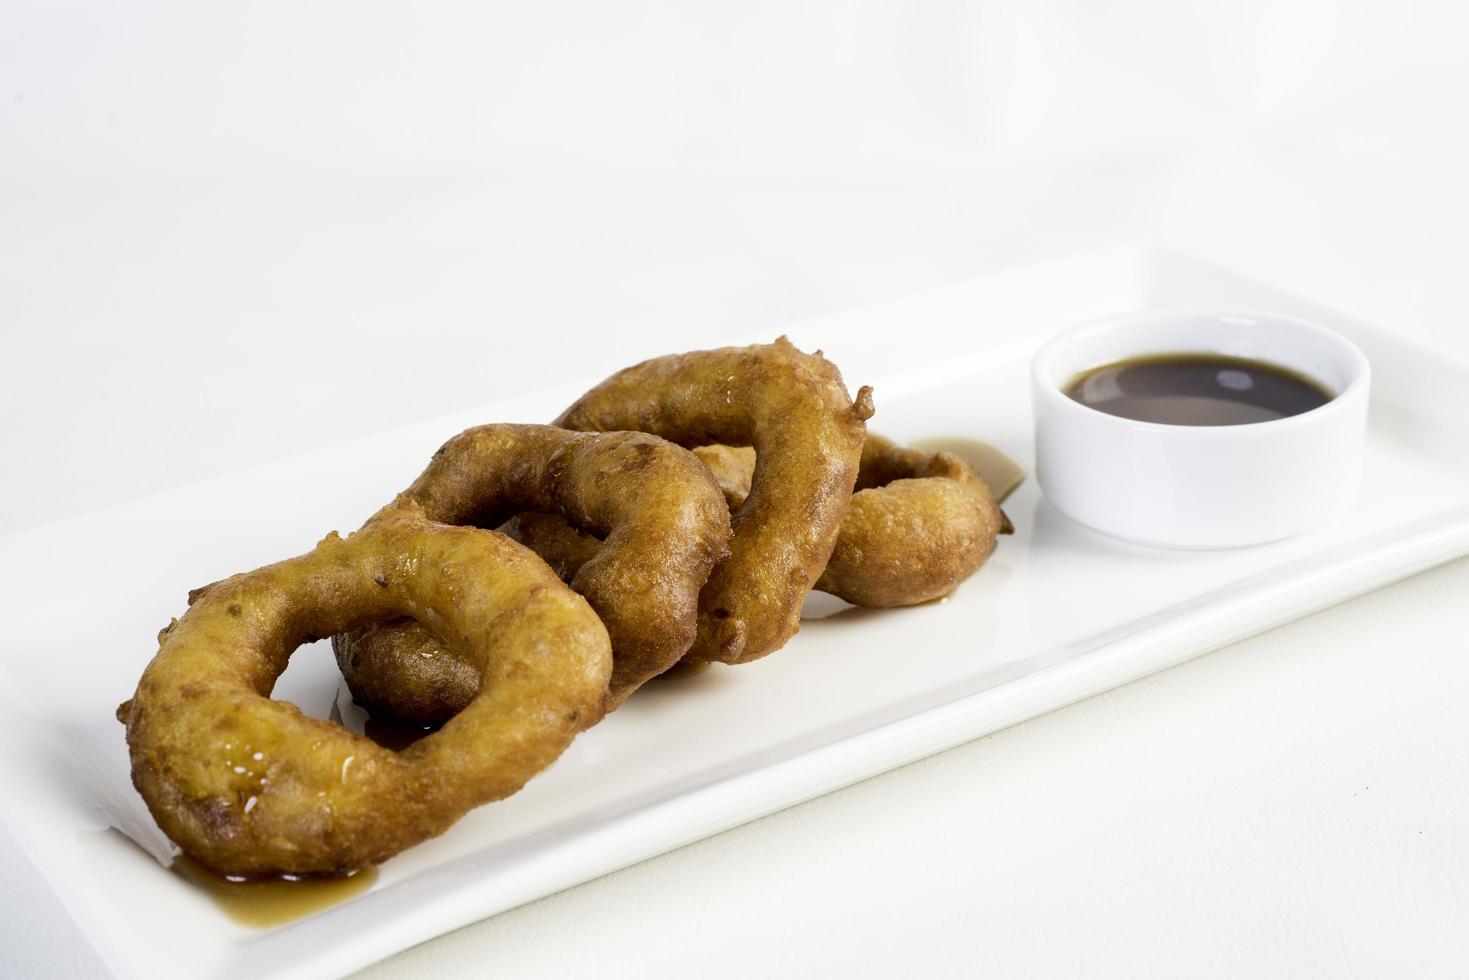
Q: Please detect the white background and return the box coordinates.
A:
[3,1,1467,977]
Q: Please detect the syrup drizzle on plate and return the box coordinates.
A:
[171,856,379,928]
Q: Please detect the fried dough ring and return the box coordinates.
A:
[333,424,730,719]
[698,438,1009,603]
[512,436,1010,609]
[555,337,873,665]
[117,498,611,877]
[811,435,1010,606]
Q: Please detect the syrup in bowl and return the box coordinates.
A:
[1064,353,1333,426]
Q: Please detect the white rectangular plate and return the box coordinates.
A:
[3,244,1467,980]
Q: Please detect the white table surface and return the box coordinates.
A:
[4,2,1468,976]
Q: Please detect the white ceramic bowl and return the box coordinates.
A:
[1032,309,1371,548]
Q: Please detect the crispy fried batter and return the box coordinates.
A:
[118,498,611,876]
[334,424,730,718]
[691,445,755,509]
[697,438,1006,603]
[498,511,601,582]
[523,436,1009,610]
[816,435,1009,606]
[556,337,872,664]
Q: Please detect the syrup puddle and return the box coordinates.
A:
[171,856,378,928]
[156,687,429,929]
[331,681,439,750]
[89,682,440,931]
[81,826,379,930]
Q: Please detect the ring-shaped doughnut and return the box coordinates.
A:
[555,337,873,664]
[333,424,730,719]
[504,436,1009,611]
[811,435,1010,606]
[117,498,611,876]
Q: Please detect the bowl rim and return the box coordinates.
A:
[1031,306,1372,436]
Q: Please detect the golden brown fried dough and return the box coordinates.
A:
[556,337,873,665]
[498,511,601,581]
[118,498,611,877]
[334,425,730,718]
[815,435,1009,606]
[691,445,755,509]
[531,436,1009,609]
